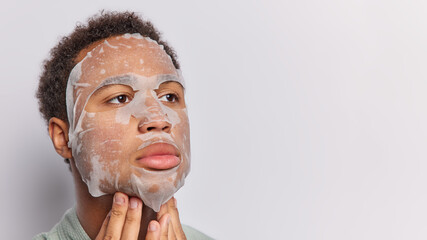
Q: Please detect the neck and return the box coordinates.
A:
[70,160,156,239]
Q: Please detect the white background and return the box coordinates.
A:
[1,0,427,239]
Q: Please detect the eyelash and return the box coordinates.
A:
[107,92,179,105]
[159,93,179,103]
[108,94,131,104]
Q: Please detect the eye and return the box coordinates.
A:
[159,94,178,103]
[108,95,130,104]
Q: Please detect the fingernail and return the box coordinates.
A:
[130,198,138,209]
[149,221,158,232]
[114,194,125,205]
[174,198,177,206]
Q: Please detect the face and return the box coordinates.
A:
[66,33,190,212]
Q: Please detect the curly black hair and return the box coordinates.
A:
[36,11,180,126]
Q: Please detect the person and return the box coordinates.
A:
[34,11,212,240]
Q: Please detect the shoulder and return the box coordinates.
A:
[32,225,61,240]
[32,208,90,240]
[182,224,215,240]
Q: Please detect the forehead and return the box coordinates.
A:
[77,34,178,86]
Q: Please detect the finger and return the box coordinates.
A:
[145,220,160,240]
[104,192,129,240]
[95,212,111,240]
[121,197,143,239]
[157,202,168,221]
[167,198,186,240]
[168,221,176,240]
[157,200,175,240]
[159,213,171,240]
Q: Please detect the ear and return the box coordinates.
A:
[48,117,72,159]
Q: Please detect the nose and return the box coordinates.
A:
[139,119,172,134]
[137,91,172,134]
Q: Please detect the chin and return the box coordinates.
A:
[85,164,188,212]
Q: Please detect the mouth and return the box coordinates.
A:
[134,142,180,170]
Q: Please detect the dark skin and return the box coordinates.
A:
[47,36,188,239]
[70,158,156,239]
[49,117,186,239]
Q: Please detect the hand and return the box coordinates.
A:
[95,192,171,240]
[157,197,187,240]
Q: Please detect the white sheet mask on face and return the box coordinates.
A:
[65,33,190,212]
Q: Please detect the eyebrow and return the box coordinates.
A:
[98,75,137,87]
[98,74,182,88]
[157,74,179,82]
[90,75,136,98]
[159,80,185,90]
[156,74,185,90]
[90,74,184,98]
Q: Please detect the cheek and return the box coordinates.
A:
[83,112,128,150]
[76,111,136,178]
[173,111,190,149]
[171,112,191,187]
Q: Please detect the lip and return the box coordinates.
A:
[135,142,180,170]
